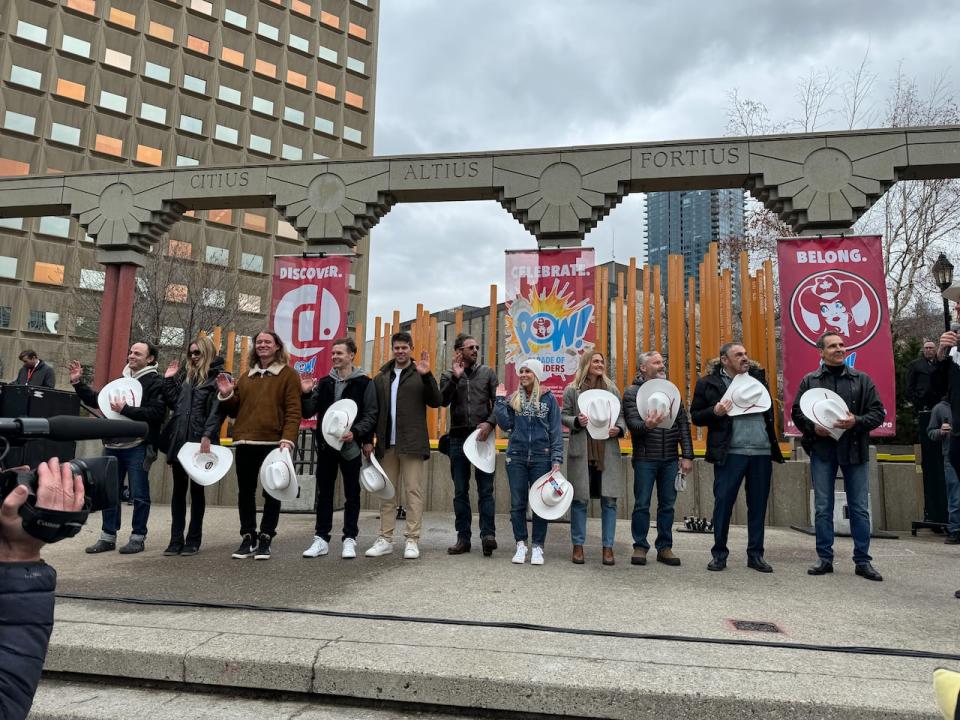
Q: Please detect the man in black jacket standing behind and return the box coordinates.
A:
[791,332,886,581]
[691,342,783,573]
[300,337,377,560]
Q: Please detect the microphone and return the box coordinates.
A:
[0,416,148,441]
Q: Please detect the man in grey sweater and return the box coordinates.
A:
[928,399,960,544]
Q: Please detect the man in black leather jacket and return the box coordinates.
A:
[622,351,693,567]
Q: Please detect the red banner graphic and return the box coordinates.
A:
[777,235,895,436]
[504,249,596,396]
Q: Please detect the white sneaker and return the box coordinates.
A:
[403,540,420,559]
[531,546,545,565]
[365,537,393,557]
[302,536,329,558]
[342,538,357,559]
[512,541,528,564]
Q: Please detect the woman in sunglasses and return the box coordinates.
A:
[158,335,225,556]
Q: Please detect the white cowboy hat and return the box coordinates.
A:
[517,358,548,382]
[463,427,496,474]
[577,389,621,440]
[176,443,233,486]
[321,399,357,450]
[97,377,142,420]
[259,447,300,502]
[798,388,849,440]
[721,373,771,416]
[359,453,395,500]
[529,469,574,520]
[635,379,681,429]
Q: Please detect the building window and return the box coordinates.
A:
[0,158,29,176]
[202,288,226,308]
[104,48,133,71]
[144,61,171,83]
[223,8,247,29]
[95,133,123,156]
[320,11,340,28]
[49,122,82,146]
[312,152,327,160]
[165,284,188,302]
[108,7,137,29]
[38,216,71,237]
[80,268,105,290]
[74,316,99,337]
[0,256,18,279]
[148,21,174,42]
[28,310,59,334]
[343,126,362,144]
[207,209,232,226]
[291,0,312,17]
[160,326,185,346]
[348,22,367,40]
[4,111,37,136]
[55,78,87,102]
[179,114,203,134]
[15,21,48,45]
[0,218,24,230]
[214,124,239,145]
[139,102,167,124]
[136,144,163,166]
[239,293,261,313]
[317,46,338,65]
[176,155,199,167]
[257,22,279,41]
[286,70,307,89]
[0,306,11,328]
[182,74,207,95]
[9,65,42,90]
[221,47,245,67]
[186,35,209,55]
[316,81,336,99]
[277,220,298,239]
[314,116,335,135]
[167,239,192,258]
[218,84,242,105]
[205,245,229,265]
[66,0,96,14]
[254,59,276,78]
[61,34,92,59]
[33,262,65,285]
[281,144,302,161]
[98,90,128,113]
[345,91,364,110]
[288,33,309,53]
[242,213,267,233]
[241,252,264,272]
[251,96,274,116]
[283,106,305,126]
[346,57,366,75]
[248,133,272,154]
[189,0,212,15]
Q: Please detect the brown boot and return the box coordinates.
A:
[631,547,648,566]
[602,546,615,566]
[656,548,681,567]
[447,539,471,555]
[571,544,584,564]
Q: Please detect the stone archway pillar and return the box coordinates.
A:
[93,259,141,388]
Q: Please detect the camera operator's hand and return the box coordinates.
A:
[0,459,84,563]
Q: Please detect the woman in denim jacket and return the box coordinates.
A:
[494,358,564,566]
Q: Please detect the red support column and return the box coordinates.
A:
[109,264,138,379]
[93,265,120,388]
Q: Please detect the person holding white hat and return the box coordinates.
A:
[561,351,625,565]
[439,333,499,556]
[69,342,167,555]
[216,331,302,561]
[791,332,886,581]
[622,351,694,568]
[494,357,564,565]
[691,341,783,573]
[157,335,225,556]
[300,337,377,560]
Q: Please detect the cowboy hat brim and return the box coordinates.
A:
[321,399,358,449]
[798,388,848,440]
[635,379,681,428]
[721,373,771,416]
[98,378,143,420]
[176,442,233,486]
[259,447,300,501]
[360,454,395,500]
[528,470,575,520]
[463,427,496,474]
[577,389,621,440]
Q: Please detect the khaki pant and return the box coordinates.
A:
[378,449,425,541]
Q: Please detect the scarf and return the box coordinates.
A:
[582,374,606,472]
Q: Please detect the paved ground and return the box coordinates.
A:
[32,505,960,719]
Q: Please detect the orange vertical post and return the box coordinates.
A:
[641,265,650,352]
[763,259,779,434]
[739,252,753,356]
[627,257,637,380]
[212,326,222,353]
[751,271,763,368]
[454,308,463,335]
[382,323,391,366]
[372,316,382,374]
[719,269,732,345]
[652,264,662,353]
[687,276,697,405]
[392,310,401,339]
[667,255,684,391]
[427,315,438,440]
[487,285,497,374]
[354,322,364,370]
[224,331,236,373]
[615,270,625,390]
[239,336,250,374]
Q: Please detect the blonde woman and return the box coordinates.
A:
[159,335,224,556]
[561,352,626,565]
[493,359,563,565]
[216,331,302,560]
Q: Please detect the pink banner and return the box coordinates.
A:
[270,256,352,427]
[504,249,596,396]
[777,236,895,436]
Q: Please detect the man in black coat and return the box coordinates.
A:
[300,337,377,560]
[14,350,55,388]
[791,332,886,581]
[690,341,783,573]
[909,339,948,525]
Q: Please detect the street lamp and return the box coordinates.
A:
[932,252,954,331]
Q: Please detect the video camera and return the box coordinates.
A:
[0,416,148,543]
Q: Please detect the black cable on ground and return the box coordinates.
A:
[56,592,960,663]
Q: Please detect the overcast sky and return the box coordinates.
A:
[365,0,959,333]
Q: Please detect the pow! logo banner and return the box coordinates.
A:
[504,249,595,395]
[271,256,352,428]
[777,236,895,436]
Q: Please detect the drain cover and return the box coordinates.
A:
[730,619,783,633]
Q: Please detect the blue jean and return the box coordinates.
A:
[506,456,552,546]
[711,453,771,561]
[810,446,871,564]
[449,436,496,541]
[101,445,150,538]
[570,497,617,547]
[944,457,960,534]
[631,458,678,551]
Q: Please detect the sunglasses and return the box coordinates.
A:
[188,350,202,358]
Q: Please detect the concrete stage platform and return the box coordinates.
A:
[30,506,960,719]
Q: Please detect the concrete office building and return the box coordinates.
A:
[645,189,744,290]
[0,0,378,382]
